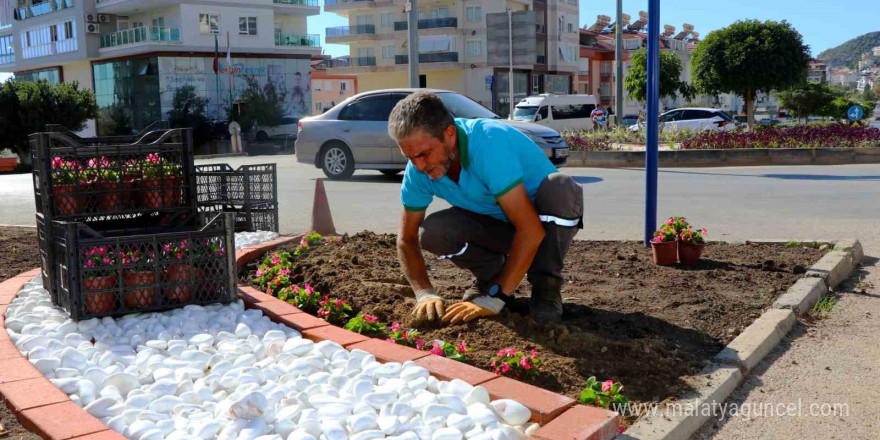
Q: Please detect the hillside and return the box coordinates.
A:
[817,31,880,68]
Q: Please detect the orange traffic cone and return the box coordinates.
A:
[311,178,337,236]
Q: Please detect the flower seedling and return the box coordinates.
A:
[489,348,544,378]
[317,296,352,325]
[679,226,707,244]
[386,322,426,349]
[344,313,386,335]
[428,340,468,362]
[82,246,117,276]
[579,377,629,413]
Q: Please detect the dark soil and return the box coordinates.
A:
[0,226,44,440]
[243,232,824,406]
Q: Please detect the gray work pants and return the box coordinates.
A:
[418,173,583,287]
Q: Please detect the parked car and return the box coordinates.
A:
[295,89,570,180]
[254,117,299,141]
[620,114,639,127]
[658,108,736,131]
[512,94,598,132]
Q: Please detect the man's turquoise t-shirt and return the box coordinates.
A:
[400,118,558,222]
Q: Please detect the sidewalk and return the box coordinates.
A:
[694,249,880,439]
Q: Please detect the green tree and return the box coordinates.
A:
[225,76,286,132]
[104,103,133,136]
[821,98,875,123]
[863,85,877,101]
[777,82,841,122]
[691,20,810,128]
[624,48,695,103]
[0,80,98,162]
[167,85,211,146]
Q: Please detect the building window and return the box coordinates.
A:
[579,58,589,75]
[624,38,640,50]
[50,25,58,42]
[567,23,573,33]
[380,13,394,28]
[532,74,540,95]
[117,16,130,30]
[200,14,220,34]
[152,17,165,28]
[466,6,482,22]
[466,40,482,56]
[340,81,347,91]
[429,7,449,19]
[316,102,322,112]
[381,45,395,59]
[239,16,257,35]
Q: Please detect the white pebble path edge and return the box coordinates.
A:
[235,231,280,250]
[4,235,539,440]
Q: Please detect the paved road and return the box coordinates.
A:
[3,156,879,253]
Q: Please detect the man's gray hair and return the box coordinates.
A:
[388,92,454,141]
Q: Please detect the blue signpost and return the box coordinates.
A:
[644,0,660,246]
[848,105,863,122]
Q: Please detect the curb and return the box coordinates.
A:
[194,152,249,160]
[615,238,863,440]
[565,147,880,168]
[235,235,619,438]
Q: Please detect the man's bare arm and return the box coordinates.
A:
[397,209,431,291]
[494,184,545,295]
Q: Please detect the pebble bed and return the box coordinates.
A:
[235,231,280,250]
[4,234,539,440]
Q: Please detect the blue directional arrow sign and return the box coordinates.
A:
[848,105,863,122]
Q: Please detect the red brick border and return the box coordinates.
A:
[0,233,617,440]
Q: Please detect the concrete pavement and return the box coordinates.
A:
[2,156,879,253]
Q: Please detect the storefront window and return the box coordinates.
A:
[93,57,161,135]
[546,75,570,94]
[15,67,61,84]
[495,72,528,118]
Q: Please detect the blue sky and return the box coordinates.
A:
[312,0,879,58]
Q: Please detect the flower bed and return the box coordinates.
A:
[680,125,880,150]
[241,232,827,425]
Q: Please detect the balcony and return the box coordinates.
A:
[0,53,14,65]
[395,52,458,64]
[14,0,73,21]
[274,0,318,5]
[100,26,181,49]
[324,0,376,12]
[600,71,612,78]
[274,0,320,15]
[393,17,458,31]
[275,33,320,47]
[326,24,375,42]
[22,38,76,59]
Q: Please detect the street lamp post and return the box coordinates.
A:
[507,7,514,119]
[615,0,624,126]
[407,0,419,88]
[644,0,660,246]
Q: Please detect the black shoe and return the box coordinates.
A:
[462,279,493,302]
[529,276,563,323]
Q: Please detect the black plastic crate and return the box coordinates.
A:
[199,202,279,233]
[49,213,236,321]
[195,163,277,206]
[31,128,198,224]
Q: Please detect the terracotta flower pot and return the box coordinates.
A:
[123,270,156,308]
[164,263,203,303]
[651,240,678,266]
[98,181,121,211]
[142,177,165,209]
[83,275,117,315]
[678,241,705,265]
[162,175,182,207]
[53,184,82,215]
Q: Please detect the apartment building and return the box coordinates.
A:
[311,55,357,113]
[0,0,320,135]
[807,60,827,83]
[323,0,579,116]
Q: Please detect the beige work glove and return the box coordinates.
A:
[413,288,446,321]
[442,296,505,324]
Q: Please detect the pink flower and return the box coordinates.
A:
[429,341,444,356]
[334,299,343,309]
[602,380,614,393]
[497,349,506,357]
[652,236,663,243]
[305,284,314,294]
[255,269,264,277]
[390,322,402,333]
[386,338,396,344]
[530,349,538,358]
[402,332,410,341]
[519,357,531,370]
[506,348,516,356]
[665,218,674,225]
[618,426,625,434]
[102,257,111,265]
[52,157,63,169]
[278,268,291,276]
[85,260,94,268]
[457,340,467,354]
[270,254,281,265]
[415,339,426,350]
[176,252,183,260]
[701,228,707,235]
[364,314,378,323]
[163,244,172,253]
[299,239,309,247]
[490,360,496,367]
[501,363,512,374]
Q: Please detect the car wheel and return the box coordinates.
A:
[320,142,355,180]
[256,131,269,141]
[380,170,403,177]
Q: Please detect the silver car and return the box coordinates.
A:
[295,88,570,180]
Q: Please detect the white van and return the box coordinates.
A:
[512,94,600,131]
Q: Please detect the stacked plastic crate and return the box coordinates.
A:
[31,126,237,320]
[195,163,279,233]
